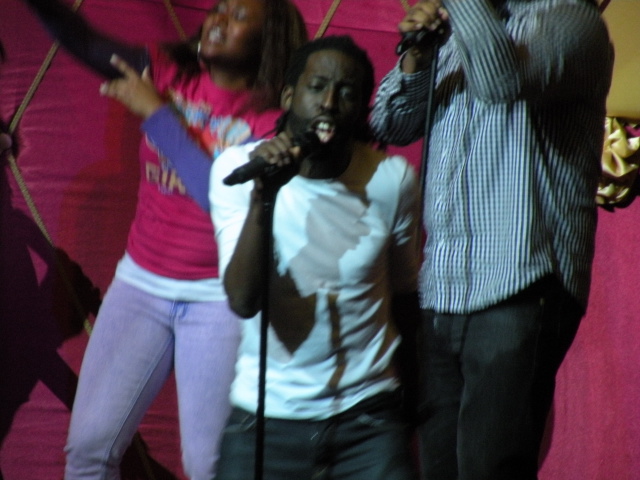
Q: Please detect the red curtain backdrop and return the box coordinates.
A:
[1,1,638,479]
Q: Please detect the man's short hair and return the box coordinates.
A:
[284,35,375,112]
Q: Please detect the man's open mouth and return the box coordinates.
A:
[313,120,335,144]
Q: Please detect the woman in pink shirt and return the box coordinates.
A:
[23,1,307,478]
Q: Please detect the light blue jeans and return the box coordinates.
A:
[64,278,241,480]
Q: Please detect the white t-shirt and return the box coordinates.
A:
[211,141,420,420]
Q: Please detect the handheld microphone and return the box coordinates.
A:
[223,131,321,186]
[396,25,448,56]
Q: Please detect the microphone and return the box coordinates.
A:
[396,25,448,56]
[223,130,321,186]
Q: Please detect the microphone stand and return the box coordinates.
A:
[415,39,444,219]
[393,33,444,425]
[253,176,281,480]
[396,26,447,217]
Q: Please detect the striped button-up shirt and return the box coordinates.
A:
[371,0,613,314]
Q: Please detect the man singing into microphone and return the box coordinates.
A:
[210,35,421,480]
[371,1,613,480]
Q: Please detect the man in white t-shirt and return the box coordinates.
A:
[210,35,421,480]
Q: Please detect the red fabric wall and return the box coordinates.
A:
[1,1,638,479]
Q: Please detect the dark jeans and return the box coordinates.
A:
[215,390,418,480]
[417,276,583,480]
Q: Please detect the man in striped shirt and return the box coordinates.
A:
[371,0,613,479]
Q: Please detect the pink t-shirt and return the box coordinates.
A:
[126,45,280,280]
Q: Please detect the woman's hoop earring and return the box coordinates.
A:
[197,41,202,61]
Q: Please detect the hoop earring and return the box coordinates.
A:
[197,41,202,61]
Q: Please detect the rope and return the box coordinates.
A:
[161,0,187,40]
[7,0,94,337]
[314,0,343,38]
